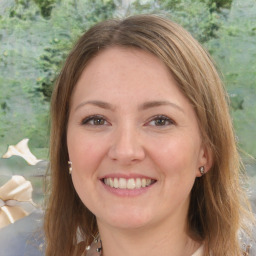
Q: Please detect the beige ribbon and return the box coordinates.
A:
[2,138,42,165]
[0,175,36,229]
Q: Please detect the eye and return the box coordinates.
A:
[147,115,174,127]
[81,115,109,126]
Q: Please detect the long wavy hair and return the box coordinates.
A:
[44,14,254,255]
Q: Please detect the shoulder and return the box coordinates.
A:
[239,215,256,255]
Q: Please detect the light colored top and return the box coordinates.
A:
[83,244,205,256]
[191,245,204,256]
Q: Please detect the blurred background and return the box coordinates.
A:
[0,0,256,206]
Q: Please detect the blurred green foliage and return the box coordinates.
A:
[0,0,256,168]
[130,0,221,43]
[33,0,57,18]
[200,0,233,9]
[205,0,256,159]
[36,37,69,101]
[8,0,39,20]
[35,0,116,102]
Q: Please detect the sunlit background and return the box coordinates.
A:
[0,0,256,206]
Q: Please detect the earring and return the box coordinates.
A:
[68,161,72,174]
[199,166,205,176]
[86,234,102,255]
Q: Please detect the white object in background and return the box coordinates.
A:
[2,138,42,165]
[0,175,36,228]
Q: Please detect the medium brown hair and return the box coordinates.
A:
[44,14,254,255]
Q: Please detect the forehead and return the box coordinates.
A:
[72,47,180,98]
[86,46,169,75]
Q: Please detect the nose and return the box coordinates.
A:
[107,125,145,165]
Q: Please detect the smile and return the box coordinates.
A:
[103,177,156,190]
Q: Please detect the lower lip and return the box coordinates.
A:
[100,181,156,197]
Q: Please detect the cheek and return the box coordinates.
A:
[152,138,199,203]
[67,133,105,208]
[151,136,199,173]
[67,132,106,172]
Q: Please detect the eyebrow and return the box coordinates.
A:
[75,100,184,113]
[75,100,115,111]
[138,101,184,113]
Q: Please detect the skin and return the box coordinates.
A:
[67,47,211,256]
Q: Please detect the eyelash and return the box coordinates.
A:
[81,115,108,126]
[146,115,175,127]
[81,114,175,127]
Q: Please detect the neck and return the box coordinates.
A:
[97,219,201,256]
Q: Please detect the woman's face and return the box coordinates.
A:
[67,47,209,231]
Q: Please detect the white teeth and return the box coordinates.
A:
[127,179,136,189]
[135,178,141,188]
[103,177,155,189]
[146,179,151,186]
[109,178,114,188]
[114,178,119,188]
[119,178,126,189]
[141,178,146,188]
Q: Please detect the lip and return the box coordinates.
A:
[98,174,157,197]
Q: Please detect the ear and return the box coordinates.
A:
[196,144,213,177]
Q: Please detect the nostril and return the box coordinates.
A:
[107,145,146,164]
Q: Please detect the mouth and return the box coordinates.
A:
[101,177,157,190]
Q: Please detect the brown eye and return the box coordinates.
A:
[93,118,105,125]
[147,115,174,127]
[154,118,170,126]
[82,115,107,126]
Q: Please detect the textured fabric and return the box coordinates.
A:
[0,210,44,256]
[0,175,36,228]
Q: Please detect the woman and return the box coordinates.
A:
[44,15,255,255]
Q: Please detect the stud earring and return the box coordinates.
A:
[199,166,205,176]
[68,161,72,174]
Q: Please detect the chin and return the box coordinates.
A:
[98,209,153,230]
